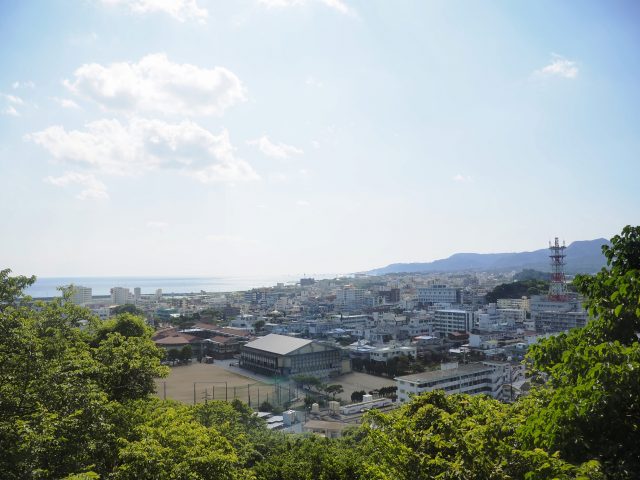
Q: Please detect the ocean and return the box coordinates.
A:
[25,274,340,298]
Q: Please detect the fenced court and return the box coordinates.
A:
[155,363,298,408]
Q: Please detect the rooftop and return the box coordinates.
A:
[243,333,312,355]
[395,362,495,383]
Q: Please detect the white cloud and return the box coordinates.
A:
[64,53,246,116]
[12,80,35,89]
[45,171,109,200]
[3,93,24,105]
[535,54,578,79]
[100,0,208,23]
[296,199,310,207]
[2,106,19,116]
[248,135,303,159]
[1,94,23,116]
[147,220,169,229]
[52,97,81,109]
[258,0,354,15]
[452,174,472,183]
[27,117,259,184]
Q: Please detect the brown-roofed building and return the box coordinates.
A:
[203,335,243,359]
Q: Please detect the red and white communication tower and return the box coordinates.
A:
[548,237,568,301]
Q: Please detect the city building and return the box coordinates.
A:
[70,285,92,305]
[110,287,133,305]
[530,296,587,333]
[417,285,460,305]
[240,333,342,377]
[396,361,522,402]
[433,309,474,336]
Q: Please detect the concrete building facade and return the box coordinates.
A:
[396,361,521,402]
[433,309,474,336]
[240,334,342,377]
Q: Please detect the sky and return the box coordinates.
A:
[1,0,639,278]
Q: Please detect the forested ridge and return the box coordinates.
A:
[1,226,638,479]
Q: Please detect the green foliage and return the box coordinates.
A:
[359,391,584,480]
[252,435,366,480]
[291,374,323,390]
[351,390,365,402]
[0,271,169,478]
[110,304,145,317]
[324,384,343,400]
[179,344,193,362]
[0,268,35,309]
[112,401,246,480]
[514,269,551,282]
[259,401,274,412]
[485,279,548,303]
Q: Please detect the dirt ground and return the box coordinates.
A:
[329,371,396,403]
[155,363,280,407]
[155,364,396,407]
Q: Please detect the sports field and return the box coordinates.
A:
[155,362,291,407]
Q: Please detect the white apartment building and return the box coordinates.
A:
[417,285,460,305]
[396,361,522,402]
[530,296,588,333]
[497,297,530,312]
[498,308,526,325]
[369,344,417,362]
[433,309,474,336]
[70,285,92,305]
[336,287,367,311]
[110,287,133,305]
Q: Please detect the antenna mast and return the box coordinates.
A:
[548,237,568,301]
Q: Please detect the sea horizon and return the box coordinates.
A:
[25,273,344,298]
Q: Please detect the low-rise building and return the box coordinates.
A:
[396,361,522,402]
[240,334,342,377]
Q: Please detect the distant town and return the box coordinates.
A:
[43,237,592,433]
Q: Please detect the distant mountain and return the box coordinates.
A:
[367,238,610,276]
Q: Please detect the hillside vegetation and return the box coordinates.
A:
[1,226,638,479]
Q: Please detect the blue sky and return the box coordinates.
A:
[1,0,638,277]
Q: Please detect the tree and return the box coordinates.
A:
[179,344,193,363]
[111,304,145,317]
[0,268,35,310]
[358,391,598,480]
[351,390,366,403]
[324,384,343,400]
[254,320,266,332]
[111,401,245,480]
[485,279,548,303]
[166,348,179,364]
[0,271,170,479]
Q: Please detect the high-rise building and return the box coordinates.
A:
[70,285,92,305]
[111,287,133,305]
[155,288,163,301]
[433,309,474,335]
[134,287,141,303]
